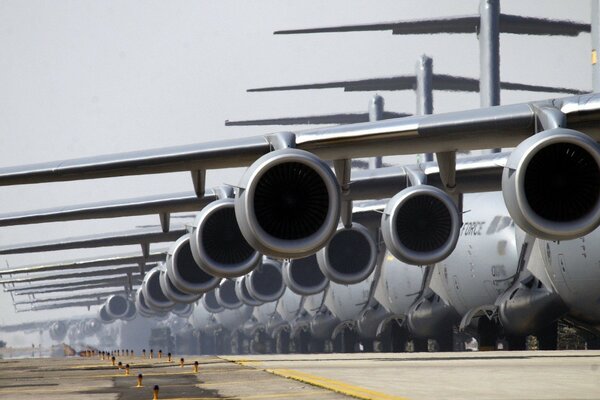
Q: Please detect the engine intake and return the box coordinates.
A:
[202,290,225,314]
[503,128,600,240]
[142,266,176,312]
[166,234,221,295]
[282,254,329,296]
[235,149,341,259]
[235,276,263,306]
[317,223,377,284]
[172,302,194,318]
[382,185,460,265]
[159,268,202,304]
[190,199,261,278]
[245,259,285,303]
[216,279,243,309]
[49,321,68,340]
[105,294,131,320]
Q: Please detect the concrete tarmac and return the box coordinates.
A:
[1,351,599,399]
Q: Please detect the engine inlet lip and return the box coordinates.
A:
[383,185,460,265]
[215,279,243,310]
[246,259,285,303]
[202,290,225,314]
[191,199,261,278]
[514,129,600,239]
[159,268,202,304]
[282,256,329,296]
[142,266,176,311]
[166,234,221,295]
[235,276,263,306]
[316,223,377,284]
[237,149,341,259]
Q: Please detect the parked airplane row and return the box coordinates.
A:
[1,1,599,353]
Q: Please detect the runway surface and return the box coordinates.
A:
[1,351,599,399]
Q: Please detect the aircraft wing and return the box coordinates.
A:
[274,14,589,36]
[0,265,140,285]
[225,112,409,125]
[0,93,597,186]
[0,152,507,228]
[0,251,166,276]
[27,299,106,311]
[14,278,143,296]
[0,225,187,255]
[248,75,586,94]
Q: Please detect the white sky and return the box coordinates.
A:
[0,0,593,342]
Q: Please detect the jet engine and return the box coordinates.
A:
[98,305,115,323]
[190,199,261,278]
[105,294,132,320]
[159,268,202,304]
[135,288,164,318]
[215,279,243,309]
[172,302,194,318]
[235,148,341,259]
[316,223,377,284]
[166,234,221,295]
[142,266,176,312]
[202,290,225,314]
[282,254,329,296]
[122,301,137,321]
[49,321,68,340]
[502,128,600,240]
[245,258,286,303]
[381,185,460,265]
[235,276,263,306]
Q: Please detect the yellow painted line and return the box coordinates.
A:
[266,369,410,400]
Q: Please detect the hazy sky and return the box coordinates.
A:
[0,1,593,342]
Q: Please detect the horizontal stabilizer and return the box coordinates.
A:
[275,14,588,36]
[275,15,480,35]
[226,111,409,126]
[0,226,187,254]
[249,75,586,94]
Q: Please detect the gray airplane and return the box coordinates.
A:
[2,93,600,352]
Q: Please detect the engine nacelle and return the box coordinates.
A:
[105,294,131,320]
[82,319,101,335]
[49,321,68,340]
[97,306,113,324]
[282,254,329,296]
[235,148,341,259]
[190,199,261,278]
[201,290,224,314]
[172,302,194,318]
[235,276,263,306]
[245,258,285,303]
[142,265,176,312]
[317,223,377,284]
[382,185,460,265]
[135,288,161,318]
[166,234,221,295]
[159,268,202,304]
[215,279,243,310]
[502,128,600,240]
[122,301,137,321]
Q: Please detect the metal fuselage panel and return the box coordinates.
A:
[252,302,278,325]
[436,192,518,316]
[324,274,374,322]
[373,252,425,316]
[532,233,600,325]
